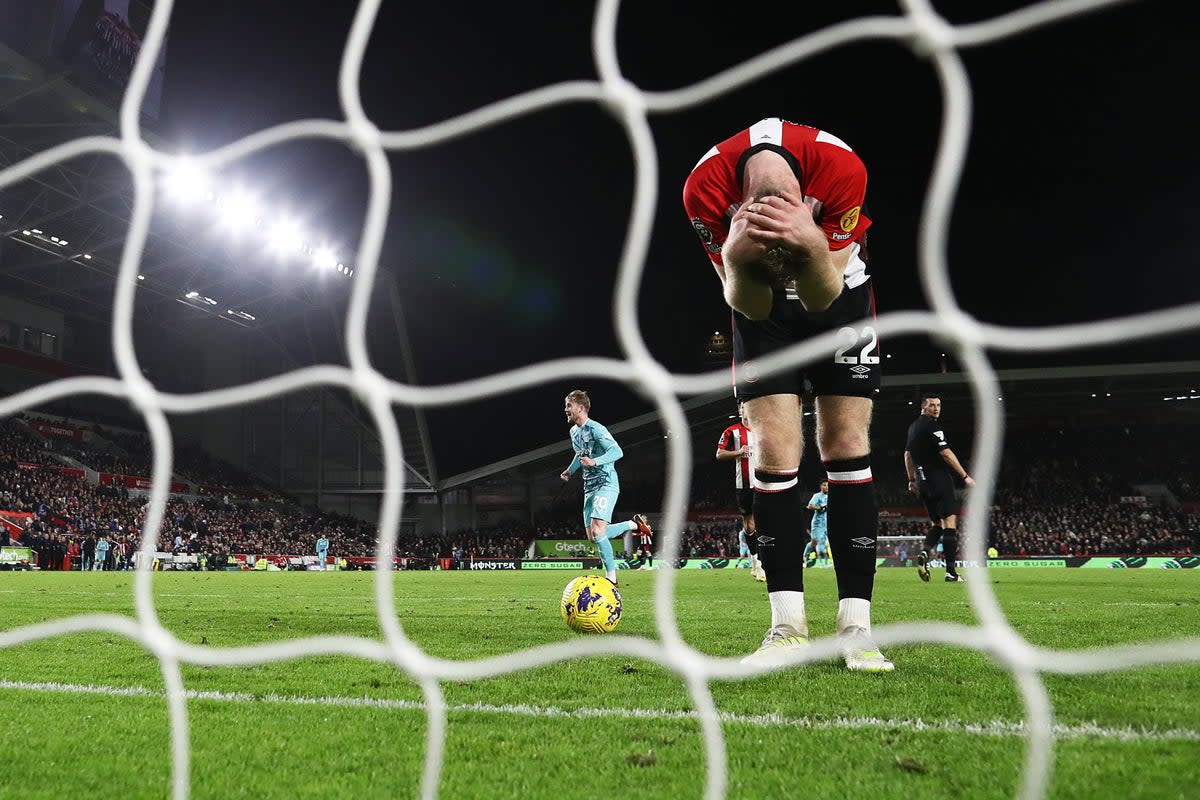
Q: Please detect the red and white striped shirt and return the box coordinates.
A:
[717,422,753,489]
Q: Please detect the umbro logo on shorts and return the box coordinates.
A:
[850,365,871,374]
[850,537,875,548]
[756,535,775,546]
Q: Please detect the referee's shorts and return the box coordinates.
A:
[917,469,959,521]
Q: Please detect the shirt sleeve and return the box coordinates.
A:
[929,427,950,451]
[816,144,871,251]
[683,168,729,269]
[590,424,624,466]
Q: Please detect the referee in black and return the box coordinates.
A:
[904,394,974,583]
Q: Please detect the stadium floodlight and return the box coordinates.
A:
[137,275,145,281]
[82,254,92,259]
[162,158,212,205]
[267,218,305,258]
[218,189,261,233]
[312,246,339,270]
[185,291,199,298]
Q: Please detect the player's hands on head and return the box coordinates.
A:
[725,203,770,262]
[742,191,825,254]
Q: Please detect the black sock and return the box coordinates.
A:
[923,525,941,554]
[825,456,878,601]
[752,468,803,592]
[942,529,959,575]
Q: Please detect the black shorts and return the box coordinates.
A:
[733,279,881,400]
[917,469,958,521]
[735,488,754,517]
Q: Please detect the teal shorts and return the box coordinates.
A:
[583,486,621,528]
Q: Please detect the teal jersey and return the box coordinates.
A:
[316,537,329,554]
[808,491,829,535]
[570,419,622,493]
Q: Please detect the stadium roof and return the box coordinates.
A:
[0,42,439,490]
[440,360,1200,492]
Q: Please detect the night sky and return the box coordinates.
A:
[154,0,1199,477]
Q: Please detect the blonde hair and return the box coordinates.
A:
[565,389,591,412]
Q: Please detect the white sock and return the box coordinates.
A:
[768,591,807,636]
[606,569,617,582]
[837,597,872,634]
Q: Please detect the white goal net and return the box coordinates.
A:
[1,1,1199,799]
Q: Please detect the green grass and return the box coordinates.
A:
[1,568,1198,799]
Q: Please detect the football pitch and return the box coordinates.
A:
[1,569,1197,800]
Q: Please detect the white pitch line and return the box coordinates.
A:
[1,679,1196,743]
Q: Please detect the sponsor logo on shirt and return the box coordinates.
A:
[832,231,852,241]
[839,206,861,232]
[691,217,722,253]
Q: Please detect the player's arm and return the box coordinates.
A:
[588,436,623,467]
[560,453,582,481]
[685,181,775,321]
[939,448,974,486]
[904,450,918,493]
[736,190,844,314]
[715,431,744,460]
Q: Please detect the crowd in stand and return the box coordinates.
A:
[2,413,1199,571]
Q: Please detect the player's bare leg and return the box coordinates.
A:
[817,395,893,672]
[739,394,810,665]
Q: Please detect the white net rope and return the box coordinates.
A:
[2,1,1199,798]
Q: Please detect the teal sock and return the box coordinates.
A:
[606,520,635,539]
[596,536,617,577]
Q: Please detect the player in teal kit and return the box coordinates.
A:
[804,480,831,567]
[560,389,652,586]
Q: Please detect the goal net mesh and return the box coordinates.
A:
[2,1,1199,799]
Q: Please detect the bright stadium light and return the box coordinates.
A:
[218,189,261,232]
[267,218,306,258]
[312,246,339,270]
[185,291,199,298]
[162,158,212,205]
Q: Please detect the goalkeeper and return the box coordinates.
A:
[559,390,652,586]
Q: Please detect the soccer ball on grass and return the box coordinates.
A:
[561,575,622,633]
